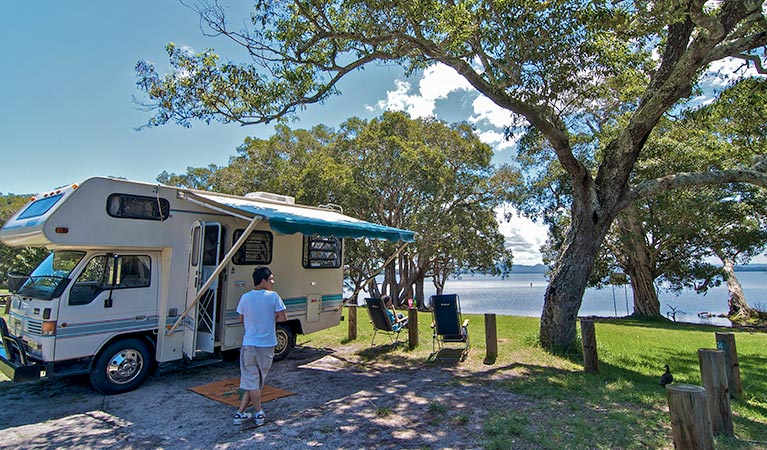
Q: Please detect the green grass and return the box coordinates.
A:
[0,289,8,321]
[303,311,767,449]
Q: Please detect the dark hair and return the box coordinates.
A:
[253,267,272,286]
[381,295,391,304]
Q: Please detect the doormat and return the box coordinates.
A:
[189,378,295,407]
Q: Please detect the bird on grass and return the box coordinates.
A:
[660,364,674,386]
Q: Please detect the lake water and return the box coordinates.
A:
[351,271,767,327]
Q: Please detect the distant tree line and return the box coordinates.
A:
[0,195,47,289]
[158,112,520,307]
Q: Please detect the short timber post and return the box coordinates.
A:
[484,313,497,364]
[580,319,598,373]
[666,384,715,450]
[698,348,734,436]
[715,332,743,399]
[347,305,357,341]
[408,307,419,349]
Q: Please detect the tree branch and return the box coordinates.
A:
[627,159,767,206]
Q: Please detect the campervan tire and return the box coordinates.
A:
[274,324,294,362]
[90,338,152,395]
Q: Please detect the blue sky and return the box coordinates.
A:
[3,3,763,265]
[1,2,548,265]
[0,2,411,194]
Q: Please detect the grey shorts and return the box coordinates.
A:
[239,346,274,391]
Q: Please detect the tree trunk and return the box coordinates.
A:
[722,257,753,320]
[540,212,612,351]
[628,266,660,315]
[616,205,661,316]
[414,270,426,309]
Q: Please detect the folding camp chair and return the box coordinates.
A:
[430,294,469,360]
[364,297,408,347]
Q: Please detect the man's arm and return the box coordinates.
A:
[275,310,288,322]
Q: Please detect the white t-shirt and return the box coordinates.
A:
[236,289,287,347]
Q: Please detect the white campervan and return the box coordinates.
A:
[0,177,414,394]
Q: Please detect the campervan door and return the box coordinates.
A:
[55,251,160,362]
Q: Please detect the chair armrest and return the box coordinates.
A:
[462,319,469,327]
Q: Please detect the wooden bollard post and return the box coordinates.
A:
[408,307,418,348]
[698,349,734,436]
[484,313,497,364]
[666,384,715,450]
[715,332,743,399]
[580,319,598,373]
[347,305,357,341]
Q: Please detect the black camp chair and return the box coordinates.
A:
[430,294,469,360]
[364,297,408,347]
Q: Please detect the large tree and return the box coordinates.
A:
[335,113,517,304]
[604,78,767,319]
[137,0,767,351]
[158,112,518,305]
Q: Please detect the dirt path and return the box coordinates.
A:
[0,345,533,449]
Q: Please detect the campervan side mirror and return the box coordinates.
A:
[7,272,29,293]
[103,254,119,308]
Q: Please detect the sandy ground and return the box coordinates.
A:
[0,344,534,450]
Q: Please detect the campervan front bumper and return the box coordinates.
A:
[0,318,45,382]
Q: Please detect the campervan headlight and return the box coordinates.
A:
[41,321,57,336]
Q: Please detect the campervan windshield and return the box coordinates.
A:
[16,251,85,300]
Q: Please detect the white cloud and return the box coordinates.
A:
[372,63,474,118]
[375,79,435,118]
[418,64,474,100]
[373,63,520,152]
[373,66,544,263]
[707,56,764,85]
[496,208,547,266]
[693,56,766,105]
[469,95,512,128]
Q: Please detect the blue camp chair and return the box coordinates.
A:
[430,294,469,360]
[364,297,407,347]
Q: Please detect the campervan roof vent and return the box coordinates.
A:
[244,191,296,204]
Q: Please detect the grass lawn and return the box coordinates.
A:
[0,289,8,321]
[304,310,767,449]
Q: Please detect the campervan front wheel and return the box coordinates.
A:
[90,338,153,395]
[274,324,294,362]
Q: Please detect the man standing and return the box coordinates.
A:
[233,267,287,427]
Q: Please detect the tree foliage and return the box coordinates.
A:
[158,112,519,304]
[0,195,48,288]
[137,0,767,351]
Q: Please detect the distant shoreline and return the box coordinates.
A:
[506,263,767,274]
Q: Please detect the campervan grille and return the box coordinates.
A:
[25,319,43,336]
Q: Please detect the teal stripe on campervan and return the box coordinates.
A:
[283,296,307,316]
[321,293,344,312]
[57,316,160,339]
[193,193,415,242]
[222,294,344,322]
[225,309,240,326]
[166,316,184,334]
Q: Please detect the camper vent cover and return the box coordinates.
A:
[244,192,296,204]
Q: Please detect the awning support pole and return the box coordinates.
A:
[166,215,263,336]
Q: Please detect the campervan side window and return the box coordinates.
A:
[17,194,64,220]
[107,193,170,221]
[69,255,151,305]
[232,230,272,265]
[302,236,342,269]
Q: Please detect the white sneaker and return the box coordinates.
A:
[254,411,265,427]
[233,411,252,425]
